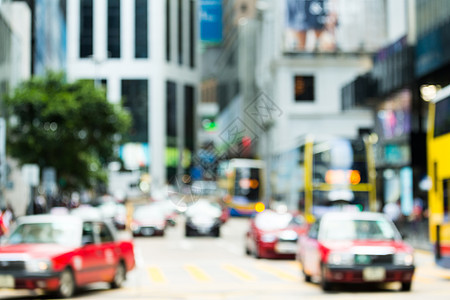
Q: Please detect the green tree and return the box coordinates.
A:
[4,71,131,192]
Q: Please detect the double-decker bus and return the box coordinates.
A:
[217,159,266,216]
[427,85,450,268]
[271,135,377,223]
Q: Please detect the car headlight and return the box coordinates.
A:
[260,234,277,243]
[394,252,414,266]
[278,230,298,241]
[328,252,354,266]
[155,224,165,230]
[131,223,140,232]
[26,259,52,272]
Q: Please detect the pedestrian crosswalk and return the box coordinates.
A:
[129,260,303,286]
[147,266,166,283]
[184,264,212,282]
[221,263,257,281]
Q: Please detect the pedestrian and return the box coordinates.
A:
[0,208,9,237]
[383,200,401,224]
[34,194,47,214]
[2,204,15,229]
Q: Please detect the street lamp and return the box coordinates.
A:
[420,84,441,102]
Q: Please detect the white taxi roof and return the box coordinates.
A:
[16,214,83,225]
[321,211,387,222]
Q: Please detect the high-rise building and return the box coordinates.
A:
[213,0,392,209]
[0,0,31,214]
[66,0,200,192]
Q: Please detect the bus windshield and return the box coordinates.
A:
[434,96,450,137]
[312,138,369,206]
[234,167,261,202]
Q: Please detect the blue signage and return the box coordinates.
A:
[200,0,223,43]
[400,167,413,217]
[415,28,445,77]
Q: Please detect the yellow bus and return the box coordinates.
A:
[427,85,450,268]
[217,159,266,216]
[271,135,377,223]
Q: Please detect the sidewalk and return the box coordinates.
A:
[398,219,433,252]
[406,236,433,252]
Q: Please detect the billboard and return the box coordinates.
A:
[283,0,387,53]
[200,0,223,43]
[35,0,67,75]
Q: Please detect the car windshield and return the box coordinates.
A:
[8,222,79,245]
[185,201,222,218]
[70,206,102,219]
[322,218,397,241]
[98,202,126,218]
[134,205,165,221]
[255,211,293,231]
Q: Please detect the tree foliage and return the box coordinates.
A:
[4,72,131,192]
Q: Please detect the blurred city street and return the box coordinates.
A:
[1,217,449,300]
[1,0,450,299]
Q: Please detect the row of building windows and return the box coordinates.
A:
[80,0,147,59]
[165,0,196,68]
[80,0,195,67]
[120,80,195,151]
[416,0,450,38]
[80,0,148,58]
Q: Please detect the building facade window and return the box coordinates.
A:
[189,0,195,68]
[108,0,121,58]
[294,75,315,102]
[166,81,177,181]
[166,0,171,62]
[135,0,148,58]
[166,81,177,141]
[185,85,195,153]
[122,80,149,143]
[177,0,183,65]
[80,0,93,58]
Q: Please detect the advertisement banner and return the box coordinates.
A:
[200,0,223,43]
[283,0,387,53]
[400,167,413,217]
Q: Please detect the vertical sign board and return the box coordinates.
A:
[22,164,40,215]
[400,166,413,216]
[0,118,6,188]
[43,167,57,196]
[22,164,40,187]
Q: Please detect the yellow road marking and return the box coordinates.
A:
[419,267,450,280]
[184,264,211,282]
[414,249,433,256]
[254,263,299,282]
[147,266,166,283]
[222,264,256,281]
[288,261,302,270]
[413,274,434,284]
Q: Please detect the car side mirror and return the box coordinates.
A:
[82,236,94,246]
[168,219,176,227]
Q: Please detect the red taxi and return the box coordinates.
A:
[297,212,415,291]
[0,214,135,298]
[245,210,308,259]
